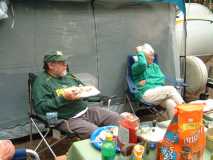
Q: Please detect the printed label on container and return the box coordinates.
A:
[118,125,129,144]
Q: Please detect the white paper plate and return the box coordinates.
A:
[139,127,166,143]
[78,86,100,98]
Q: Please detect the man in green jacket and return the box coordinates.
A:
[131,43,184,119]
[32,51,120,139]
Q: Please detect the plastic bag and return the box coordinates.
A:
[0,1,8,20]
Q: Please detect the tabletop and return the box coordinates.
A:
[67,119,212,160]
[67,139,211,160]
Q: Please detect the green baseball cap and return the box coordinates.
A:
[43,51,66,63]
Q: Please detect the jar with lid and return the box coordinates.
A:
[181,146,192,160]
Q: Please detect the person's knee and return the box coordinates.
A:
[79,125,98,139]
[142,94,154,104]
[164,86,180,97]
[110,112,120,125]
[165,86,176,91]
[102,110,120,126]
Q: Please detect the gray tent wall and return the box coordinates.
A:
[94,3,179,95]
[0,1,179,138]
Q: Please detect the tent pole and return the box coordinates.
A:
[183,2,187,100]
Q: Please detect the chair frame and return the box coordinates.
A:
[28,72,114,158]
[126,55,185,119]
[28,73,79,159]
[12,148,40,160]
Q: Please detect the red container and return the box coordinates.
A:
[118,112,140,146]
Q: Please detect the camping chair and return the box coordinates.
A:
[28,72,80,159]
[28,72,114,159]
[12,148,40,160]
[126,55,186,120]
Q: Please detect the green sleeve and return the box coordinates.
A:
[146,77,165,85]
[146,65,165,85]
[131,51,147,76]
[32,80,70,114]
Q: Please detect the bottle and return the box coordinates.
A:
[181,146,192,160]
[46,112,58,124]
[101,133,116,160]
[119,144,135,160]
[131,144,144,160]
[149,120,157,150]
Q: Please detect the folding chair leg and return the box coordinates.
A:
[38,135,68,155]
[150,107,167,120]
[29,117,33,149]
[107,98,112,110]
[34,129,50,151]
[31,118,57,159]
[126,95,136,115]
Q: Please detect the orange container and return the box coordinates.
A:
[177,104,203,133]
[177,104,205,153]
[158,104,205,160]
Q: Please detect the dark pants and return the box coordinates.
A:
[59,106,120,139]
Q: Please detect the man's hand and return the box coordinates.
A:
[0,140,15,160]
[63,87,80,100]
[139,80,146,86]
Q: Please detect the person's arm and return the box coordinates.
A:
[131,51,147,76]
[146,64,165,85]
[0,140,15,160]
[146,77,165,85]
[32,80,79,113]
[63,87,80,100]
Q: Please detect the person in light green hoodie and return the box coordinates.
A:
[32,51,120,139]
[131,43,184,119]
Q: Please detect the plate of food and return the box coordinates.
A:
[90,125,120,152]
[64,85,100,98]
[78,85,100,98]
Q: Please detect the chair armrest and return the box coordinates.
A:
[29,113,49,126]
[126,74,138,94]
[86,95,102,102]
[29,113,64,128]
[175,80,187,87]
[165,76,187,87]
[12,149,26,160]
[12,149,40,160]
[86,95,117,105]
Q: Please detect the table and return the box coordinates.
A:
[67,139,211,160]
[66,139,157,160]
[67,120,213,160]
